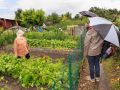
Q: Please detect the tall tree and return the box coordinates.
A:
[47,12,61,24]
[64,12,72,20]
[89,7,119,21]
[74,14,80,19]
[15,8,23,21]
[89,7,120,28]
[15,9,46,28]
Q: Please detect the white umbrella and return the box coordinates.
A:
[89,17,120,47]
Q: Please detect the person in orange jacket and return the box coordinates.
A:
[13,30,30,59]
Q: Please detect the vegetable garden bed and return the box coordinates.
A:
[0,54,68,90]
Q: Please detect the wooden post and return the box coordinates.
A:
[4,18,7,29]
[15,20,19,30]
[15,20,18,26]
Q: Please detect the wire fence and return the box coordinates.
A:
[68,29,86,90]
[50,28,86,90]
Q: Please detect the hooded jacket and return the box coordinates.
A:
[14,36,29,57]
[84,28,103,56]
[13,30,29,57]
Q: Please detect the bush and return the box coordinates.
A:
[25,31,73,40]
[59,19,85,30]
[0,30,16,46]
[45,25,58,31]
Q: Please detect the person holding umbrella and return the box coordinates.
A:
[84,23,103,82]
[80,11,120,83]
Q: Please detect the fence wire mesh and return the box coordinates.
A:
[50,28,86,90]
[68,29,86,90]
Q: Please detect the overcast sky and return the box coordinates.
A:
[0,0,120,19]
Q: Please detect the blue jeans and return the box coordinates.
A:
[88,55,100,79]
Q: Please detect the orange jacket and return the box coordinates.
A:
[13,36,29,57]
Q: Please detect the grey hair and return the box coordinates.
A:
[16,29,24,36]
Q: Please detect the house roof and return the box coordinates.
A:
[0,18,15,21]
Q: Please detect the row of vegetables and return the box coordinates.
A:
[26,31,77,49]
[0,28,77,49]
[0,54,69,89]
[27,39,76,49]
[25,31,74,40]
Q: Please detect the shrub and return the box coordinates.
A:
[0,30,16,46]
[25,31,73,40]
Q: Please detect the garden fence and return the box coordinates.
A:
[68,28,86,90]
[51,28,86,90]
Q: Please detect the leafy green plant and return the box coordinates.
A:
[27,39,76,49]
[0,27,4,34]
[25,31,73,40]
[0,54,69,89]
[15,9,46,28]
[0,30,16,46]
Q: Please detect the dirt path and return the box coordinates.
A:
[0,48,72,60]
[78,60,110,90]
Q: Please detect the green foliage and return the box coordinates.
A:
[15,9,46,28]
[15,9,87,28]
[74,14,80,20]
[15,8,23,21]
[115,17,120,29]
[27,39,76,49]
[103,57,120,90]
[59,19,83,30]
[89,7,120,29]
[45,25,58,31]
[112,81,120,90]
[89,7,120,21]
[0,27,4,34]
[0,30,16,46]
[25,31,77,49]
[0,54,68,89]
[25,31,73,40]
[64,12,72,20]
[47,12,61,24]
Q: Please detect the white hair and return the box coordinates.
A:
[16,29,24,37]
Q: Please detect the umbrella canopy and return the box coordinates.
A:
[79,11,97,17]
[88,17,120,47]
